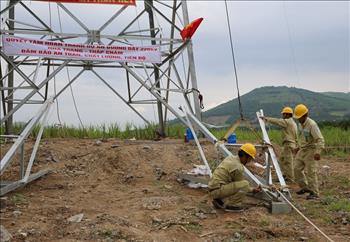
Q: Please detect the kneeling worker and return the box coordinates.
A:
[208,143,261,211]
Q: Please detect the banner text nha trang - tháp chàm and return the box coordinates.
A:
[2,35,161,64]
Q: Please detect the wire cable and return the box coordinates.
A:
[56,4,84,129]
[282,1,301,88]
[224,0,243,119]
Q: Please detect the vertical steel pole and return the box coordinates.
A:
[6,0,15,134]
[181,0,202,121]
[0,66,7,121]
[163,0,177,125]
[145,0,165,137]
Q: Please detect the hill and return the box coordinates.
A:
[202,86,350,124]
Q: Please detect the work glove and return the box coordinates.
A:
[214,140,225,150]
[252,185,262,194]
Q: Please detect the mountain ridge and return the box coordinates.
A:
[201,86,350,124]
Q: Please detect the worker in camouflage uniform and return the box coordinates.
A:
[293,104,325,200]
[208,143,261,211]
[260,107,298,182]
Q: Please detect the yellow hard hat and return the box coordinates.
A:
[240,143,256,159]
[294,104,308,119]
[281,107,293,114]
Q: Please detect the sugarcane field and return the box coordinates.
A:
[0,1,349,242]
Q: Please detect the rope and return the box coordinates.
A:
[224,0,243,119]
[56,5,84,129]
[276,190,335,242]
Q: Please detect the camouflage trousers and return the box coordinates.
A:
[209,180,250,206]
[280,144,295,181]
[294,148,319,195]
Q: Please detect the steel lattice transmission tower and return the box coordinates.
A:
[0,0,202,137]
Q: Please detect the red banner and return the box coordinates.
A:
[38,0,136,5]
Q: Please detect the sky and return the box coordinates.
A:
[1,0,349,127]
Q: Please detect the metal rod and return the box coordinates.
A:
[0,65,7,121]
[6,18,47,30]
[99,5,128,32]
[257,110,286,187]
[183,106,212,177]
[160,40,189,66]
[57,3,90,32]
[1,51,41,91]
[122,63,187,125]
[32,57,43,84]
[146,0,164,137]
[19,143,25,179]
[164,0,177,123]
[22,98,53,183]
[117,9,146,37]
[171,63,193,113]
[44,60,51,100]
[0,98,53,174]
[53,69,84,99]
[126,64,132,102]
[181,0,202,120]
[19,2,64,42]
[0,60,69,124]
[144,0,182,32]
[91,69,151,125]
[0,0,21,15]
[0,169,50,196]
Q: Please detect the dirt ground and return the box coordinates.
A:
[0,138,349,242]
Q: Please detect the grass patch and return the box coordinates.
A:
[1,123,349,152]
[328,199,350,213]
[183,221,202,232]
[11,193,27,205]
[321,196,350,213]
[258,218,271,227]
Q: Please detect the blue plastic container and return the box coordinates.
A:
[186,128,194,142]
[227,133,237,144]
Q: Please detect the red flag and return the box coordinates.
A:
[180,18,203,40]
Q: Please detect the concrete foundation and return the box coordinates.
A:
[270,201,292,214]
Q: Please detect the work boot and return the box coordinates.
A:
[212,199,224,209]
[296,188,311,195]
[306,192,319,200]
[224,204,245,212]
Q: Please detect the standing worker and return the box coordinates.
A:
[293,104,325,200]
[260,107,298,182]
[208,143,261,211]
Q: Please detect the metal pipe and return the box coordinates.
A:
[22,99,53,183]
[0,60,69,124]
[0,98,52,174]
[91,69,151,125]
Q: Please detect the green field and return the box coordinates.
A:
[1,122,349,151]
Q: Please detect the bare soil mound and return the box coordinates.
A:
[1,138,349,241]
